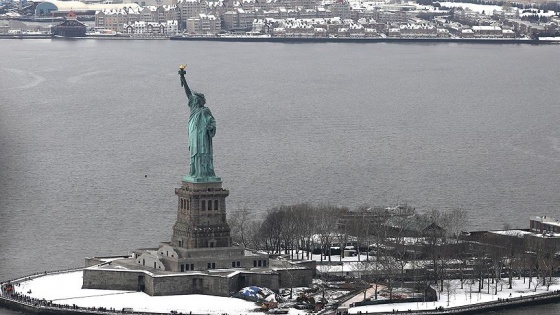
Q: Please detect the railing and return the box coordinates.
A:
[347,289,560,314]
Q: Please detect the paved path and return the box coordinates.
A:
[340,284,386,308]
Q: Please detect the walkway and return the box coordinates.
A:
[340,284,386,309]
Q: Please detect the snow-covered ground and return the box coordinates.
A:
[11,271,266,314]
[7,261,560,314]
[349,278,560,314]
[437,2,505,15]
[437,1,557,17]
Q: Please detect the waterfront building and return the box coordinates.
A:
[95,5,179,32]
[328,1,351,20]
[262,9,280,19]
[222,10,237,30]
[186,13,220,34]
[469,216,559,273]
[96,7,140,32]
[436,28,450,38]
[123,0,177,5]
[502,28,515,38]
[251,18,265,32]
[222,8,256,31]
[472,25,503,38]
[299,8,318,19]
[176,0,205,29]
[155,5,179,22]
[316,6,331,18]
[399,23,437,37]
[0,20,9,33]
[35,1,141,18]
[460,28,474,38]
[52,14,87,37]
[234,0,257,11]
[376,10,408,24]
[124,20,178,35]
[387,26,400,37]
[507,18,547,37]
[531,216,560,234]
[139,6,157,22]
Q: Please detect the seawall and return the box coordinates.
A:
[2,290,560,315]
[169,36,558,45]
[422,292,560,314]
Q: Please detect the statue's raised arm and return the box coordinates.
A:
[178,65,192,100]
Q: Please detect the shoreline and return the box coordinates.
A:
[1,33,560,44]
[1,270,559,315]
[348,292,560,314]
[169,36,556,45]
[2,288,559,315]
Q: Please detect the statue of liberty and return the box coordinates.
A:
[178,65,220,183]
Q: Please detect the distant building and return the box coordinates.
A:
[530,216,560,234]
[328,2,351,20]
[124,20,178,35]
[176,0,205,30]
[472,25,502,38]
[186,13,220,34]
[400,23,437,37]
[52,12,87,37]
[35,1,141,19]
[123,0,177,5]
[471,216,560,261]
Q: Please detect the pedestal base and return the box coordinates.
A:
[182,175,222,183]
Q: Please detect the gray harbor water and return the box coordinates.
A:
[1,39,559,314]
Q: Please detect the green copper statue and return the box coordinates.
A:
[179,65,220,183]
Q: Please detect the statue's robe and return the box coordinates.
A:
[188,106,216,179]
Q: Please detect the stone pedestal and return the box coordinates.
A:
[171,180,231,249]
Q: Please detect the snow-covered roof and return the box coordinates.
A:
[37,1,141,12]
[472,25,502,31]
[400,24,436,30]
[490,230,532,237]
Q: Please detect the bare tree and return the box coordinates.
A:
[442,279,458,306]
[247,219,263,250]
[346,205,372,261]
[228,207,253,248]
[546,277,558,291]
[315,204,344,262]
[291,203,315,260]
[441,208,468,244]
[278,205,298,258]
[259,207,288,254]
[386,214,416,288]
[379,255,400,301]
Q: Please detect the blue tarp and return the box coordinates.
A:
[232,286,277,303]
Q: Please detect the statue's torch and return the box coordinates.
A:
[179,64,186,74]
[179,64,187,86]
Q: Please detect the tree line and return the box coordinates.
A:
[228,203,559,298]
